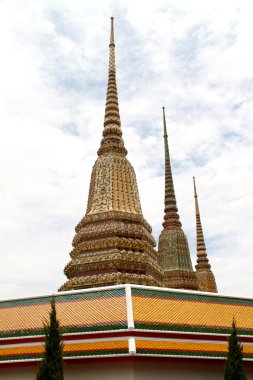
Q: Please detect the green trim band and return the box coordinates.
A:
[0,353,41,362]
[134,322,253,336]
[64,349,128,357]
[0,349,129,362]
[0,322,127,339]
[137,349,253,359]
[137,349,226,358]
[132,288,253,307]
[0,289,125,309]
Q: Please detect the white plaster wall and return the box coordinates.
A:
[0,359,252,380]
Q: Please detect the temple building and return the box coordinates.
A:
[1,17,253,380]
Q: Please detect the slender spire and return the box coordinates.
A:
[162,107,181,229]
[193,177,210,268]
[98,17,127,156]
[193,177,218,292]
[158,108,198,290]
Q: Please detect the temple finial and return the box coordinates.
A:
[193,177,218,292]
[98,17,127,156]
[193,176,200,216]
[162,106,167,138]
[110,17,115,46]
[162,107,181,229]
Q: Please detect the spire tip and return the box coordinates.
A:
[193,177,197,197]
[109,16,115,47]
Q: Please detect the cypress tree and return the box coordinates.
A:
[224,317,247,380]
[36,297,64,380]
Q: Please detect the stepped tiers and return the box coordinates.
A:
[59,18,162,291]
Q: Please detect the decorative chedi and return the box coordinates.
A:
[158,108,198,290]
[193,177,218,292]
[59,18,162,291]
[59,17,217,293]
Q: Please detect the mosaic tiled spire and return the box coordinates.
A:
[162,107,181,230]
[193,177,218,293]
[158,108,198,290]
[60,18,162,291]
[97,17,127,157]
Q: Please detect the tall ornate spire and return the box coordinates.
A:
[98,17,127,157]
[60,18,162,292]
[162,106,181,229]
[193,177,218,293]
[193,177,206,255]
[158,108,198,290]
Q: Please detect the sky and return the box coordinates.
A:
[0,0,253,300]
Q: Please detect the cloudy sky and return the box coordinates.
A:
[0,0,253,300]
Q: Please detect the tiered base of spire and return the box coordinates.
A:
[195,269,217,293]
[60,260,161,291]
[195,249,217,292]
[163,270,199,290]
[59,210,163,291]
[158,229,199,290]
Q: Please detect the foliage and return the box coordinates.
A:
[36,297,64,380]
[224,317,247,380]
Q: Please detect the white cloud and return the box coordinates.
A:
[0,0,253,299]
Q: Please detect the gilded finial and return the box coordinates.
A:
[162,107,167,138]
[193,176,200,216]
[110,17,115,46]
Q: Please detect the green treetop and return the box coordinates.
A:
[36,297,64,380]
[224,317,247,380]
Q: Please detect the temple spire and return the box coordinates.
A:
[158,108,198,290]
[98,17,127,156]
[162,107,181,229]
[193,177,218,293]
[60,18,161,291]
[193,177,207,255]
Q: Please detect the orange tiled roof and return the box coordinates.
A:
[1,285,253,364]
[135,339,253,359]
[0,287,127,338]
[0,340,129,362]
[131,288,253,335]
